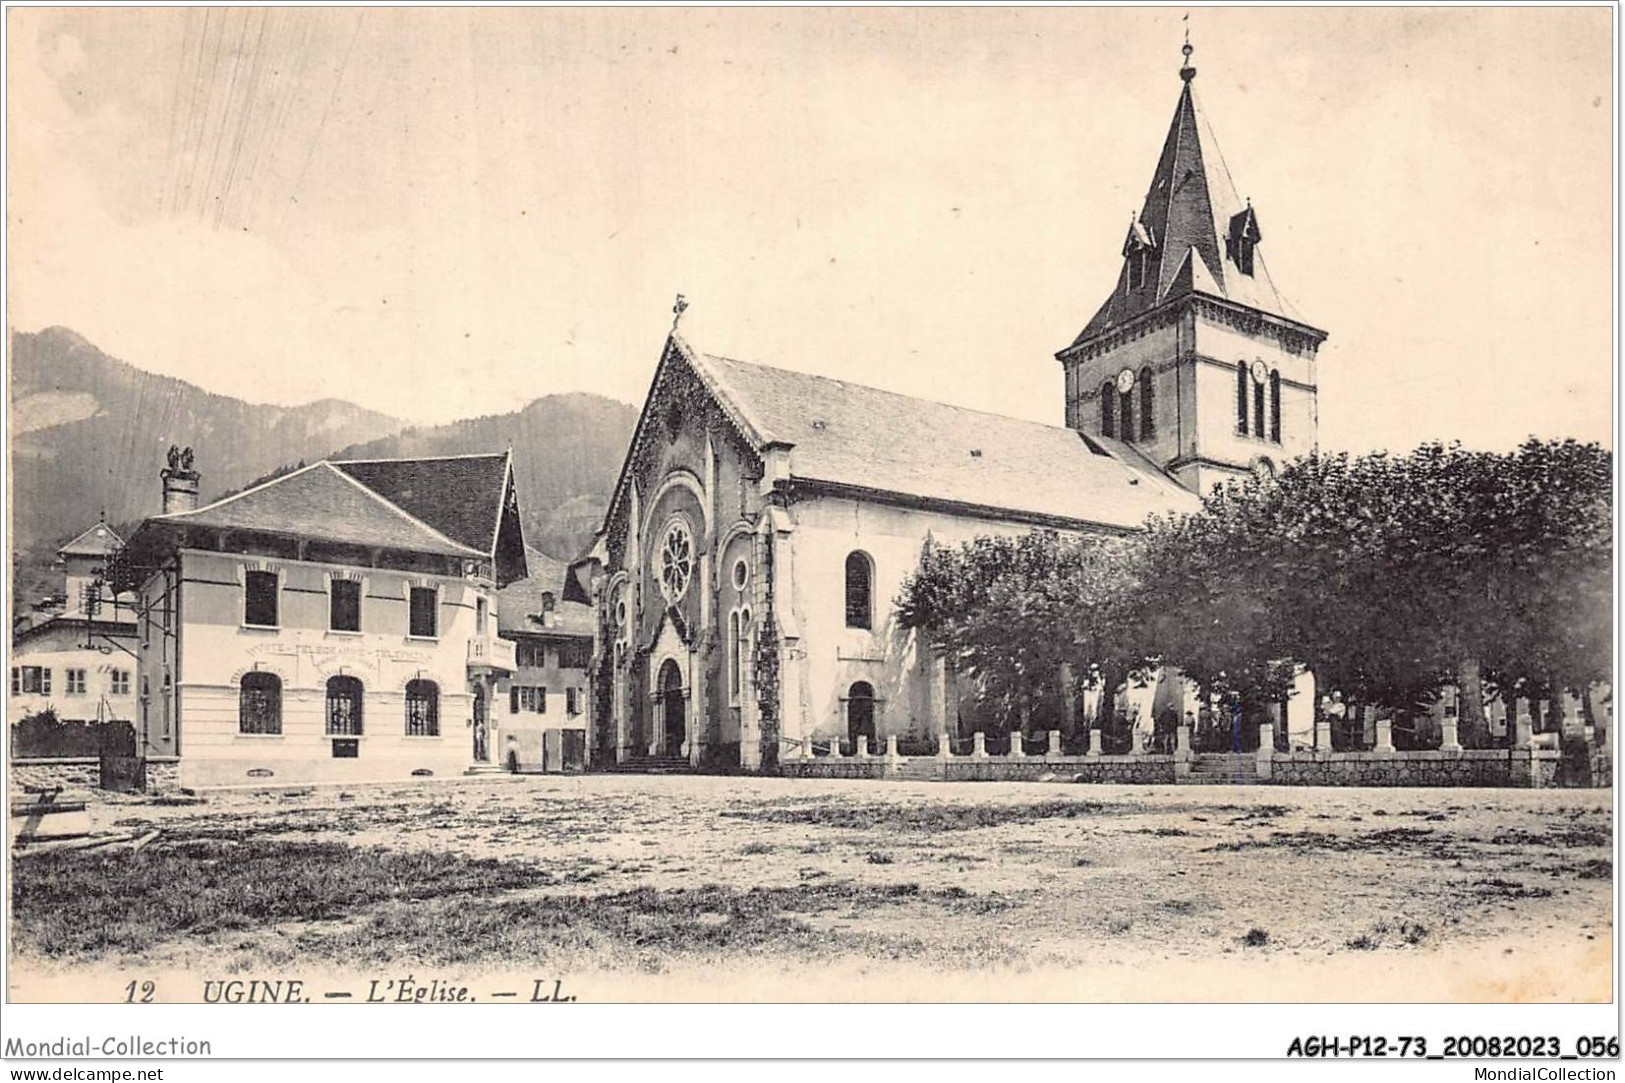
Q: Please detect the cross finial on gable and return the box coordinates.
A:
[672,293,689,331]
[1180,15,1196,82]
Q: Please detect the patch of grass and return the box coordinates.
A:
[1158,898,1205,915]
[1346,934,1377,950]
[1469,878,1553,901]
[1491,825,1611,849]
[865,851,895,865]
[739,841,774,856]
[11,839,552,960]
[295,880,985,966]
[724,799,1107,832]
[1107,916,1134,935]
[1243,927,1270,948]
[1204,827,1448,855]
[1132,827,1194,837]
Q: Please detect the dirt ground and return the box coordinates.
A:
[7,775,1614,1002]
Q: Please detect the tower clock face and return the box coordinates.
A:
[1115,368,1136,394]
[1251,360,1268,385]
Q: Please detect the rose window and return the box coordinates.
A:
[659,522,694,602]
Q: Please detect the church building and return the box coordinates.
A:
[578,45,1327,770]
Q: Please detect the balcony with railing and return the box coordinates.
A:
[467,634,517,673]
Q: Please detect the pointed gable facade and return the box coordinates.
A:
[1059,49,1329,496]
[584,332,1197,773]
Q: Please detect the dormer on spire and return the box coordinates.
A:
[1225,204,1261,277]
[1121,214,1156,291]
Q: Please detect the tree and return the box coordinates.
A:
[897,531,1144,736]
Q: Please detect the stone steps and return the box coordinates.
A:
[603,756,694,774]
[1184,753,1260,785]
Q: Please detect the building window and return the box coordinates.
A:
[66,669,86,695]
[658,520,694,602]
[1118,389,1134,444]
[558,639,591,669]
[1236,362,1250,435]
[244,570,279,627]
[405,679,440,736]
[326,675,364,735]
[330,578,362,632]
[732,559,750,591]
[1139,367,1155,441]
[110,669,130,696]
[729,610,743,703]
[1100,382,1116,437]
[567,688,582,716]
[509,686,546,713]
[409,587,438,638]
[1253,375,1266,440]
[847,681,877,750]
[12,666,51,695]
[844,551,873,630]
[1269,370,1282,443]
[239,672,282,734]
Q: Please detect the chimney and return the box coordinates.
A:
[160,446,201,514]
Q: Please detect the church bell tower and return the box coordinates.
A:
[1057,41,1328,495]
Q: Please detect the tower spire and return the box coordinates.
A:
[1180,19,1196,83]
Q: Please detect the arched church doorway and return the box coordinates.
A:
[659,659,686,754]
[847,681,876,751]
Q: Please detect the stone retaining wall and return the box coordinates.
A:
[11,757,100,792]
[1268,749,1561,788]
[10,756,185,795]
[778,746,1585,787]
[946,755,1175,784]
[780,759,889,780]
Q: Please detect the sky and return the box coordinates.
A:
[6,7,1615,453]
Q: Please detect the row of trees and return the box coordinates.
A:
[896,440,1612,742]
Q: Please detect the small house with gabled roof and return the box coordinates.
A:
[112,449,529,788]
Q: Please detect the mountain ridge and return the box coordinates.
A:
[9,327,636,603]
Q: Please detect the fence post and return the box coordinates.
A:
[1087,727,1103,757]
[972,732,988,759]
[1374,715,1395,753]
[1314,705,1333,754]
[1561,691,1586,737]
[1256,722,1275,780]
[1513,700,1533,750]
[1439,716,1462,753]
[1047,730,1062,759]
[1177,716,1192,754]
[886,734,900,762]
[1009,731,1025,758]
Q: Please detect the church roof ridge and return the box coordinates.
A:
[691,347,1096,444]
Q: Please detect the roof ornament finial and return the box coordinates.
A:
[671,293,689,332]
[1180,14,1196,82]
